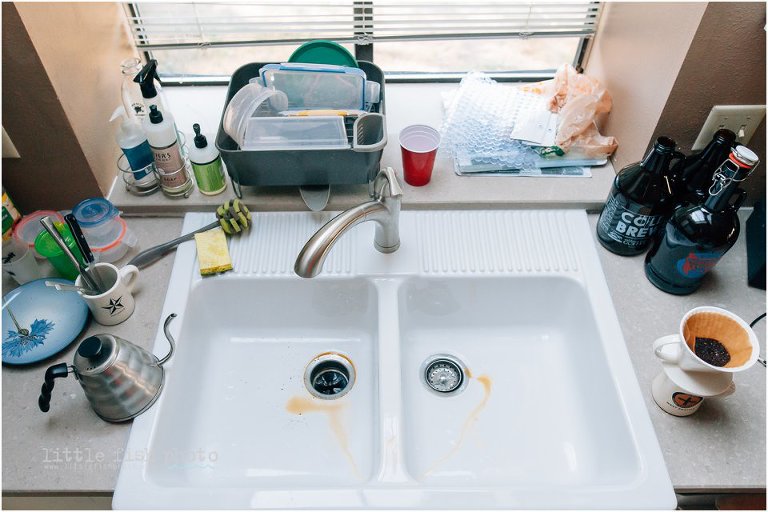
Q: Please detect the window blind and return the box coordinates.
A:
[127,2,601,51]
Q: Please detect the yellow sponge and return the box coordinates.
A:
[194,228,233,275]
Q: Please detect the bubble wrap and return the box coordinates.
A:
[440,72,544,171]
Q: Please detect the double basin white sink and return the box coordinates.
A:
[113,210,674,509]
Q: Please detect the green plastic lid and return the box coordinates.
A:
[33,223,77,258]
[289,40,359,68]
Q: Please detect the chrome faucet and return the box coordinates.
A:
[294,167,403,278]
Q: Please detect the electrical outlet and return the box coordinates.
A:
[692,105,765,151]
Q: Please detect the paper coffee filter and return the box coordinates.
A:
[683,312,752,368]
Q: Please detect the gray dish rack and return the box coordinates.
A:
[215,61,386,197]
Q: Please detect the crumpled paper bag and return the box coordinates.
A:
[521,64,618,158]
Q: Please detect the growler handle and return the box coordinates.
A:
[38,363,72,413]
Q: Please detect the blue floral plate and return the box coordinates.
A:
[2,278,89,365]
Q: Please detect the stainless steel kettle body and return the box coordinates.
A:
[39,314,176,422]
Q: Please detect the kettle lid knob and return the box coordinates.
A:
[78,336,103,359]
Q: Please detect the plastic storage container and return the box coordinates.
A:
[90,217,137,263]
[13,210,65,258]
[72,198,138,263]
[222,82,288,147]
[260,63,368,111]
[216,61,386,196]
[72,198,119,240]
[243,116,349,151]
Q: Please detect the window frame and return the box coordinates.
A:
[127,2,598,86]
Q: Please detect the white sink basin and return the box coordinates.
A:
[147,278,379,488]
[114,210,675,509]
[398,276,639,488]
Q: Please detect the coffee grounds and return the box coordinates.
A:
[695,337,731,367]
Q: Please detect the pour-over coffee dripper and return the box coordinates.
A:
[654,306,759,374]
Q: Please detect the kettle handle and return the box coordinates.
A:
[157,313,177,366]
[38,363,72,413]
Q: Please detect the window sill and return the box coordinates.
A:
[110,83,616,216]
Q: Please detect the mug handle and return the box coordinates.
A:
[653,335,682,363]
[119,264,140,292]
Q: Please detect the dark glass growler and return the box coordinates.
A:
[596,136,683,255]
[669,128,736,206]
[645,145,759,295]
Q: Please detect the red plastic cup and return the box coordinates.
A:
[399,125,440,186]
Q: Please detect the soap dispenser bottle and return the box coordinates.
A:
[188,123,227,195]
[596,136,683,256]
[143,105,188,190]
[110,106,155,187]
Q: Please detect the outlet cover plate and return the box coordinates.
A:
[692,105,765,151]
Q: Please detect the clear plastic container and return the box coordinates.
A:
[72,198,119,243]
[90,217,138,263]
[364,81,380,111]
[72,198,138,263]
[260,63,367,111]
[13,210,65,258]
[243,116,349,151]
[222,82,289,147]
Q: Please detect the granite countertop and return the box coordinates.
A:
[2,212,765,495]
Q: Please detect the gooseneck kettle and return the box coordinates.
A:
[38,314,177,422]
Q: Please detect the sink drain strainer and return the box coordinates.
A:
[423,355,467,395]
[304,353,356,400]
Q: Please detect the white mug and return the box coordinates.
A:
[653,306,759,373]
[76,263,139,325]
[651,371,735,417]
[2,238,42,285]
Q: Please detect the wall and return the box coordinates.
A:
[15,2,138,197]
[586,2,708,171]
[1,3,101,212]
[650,2,766,202]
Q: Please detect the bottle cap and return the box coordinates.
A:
[733,145,759,167]
[193,123,208,149]
[148,105,163,124]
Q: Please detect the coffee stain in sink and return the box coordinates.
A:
[423,374,492,477]
[285,396,360,477]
